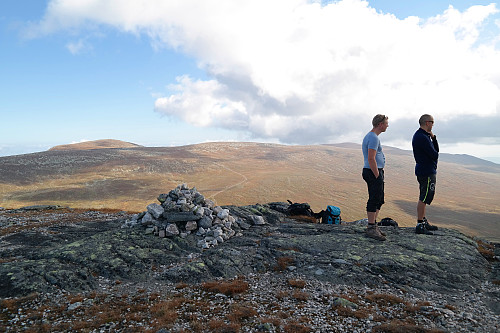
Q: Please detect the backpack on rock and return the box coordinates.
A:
[323,205,342,224]
[286,200,314,217]
[314,205,342,224]
[378,217,398,227]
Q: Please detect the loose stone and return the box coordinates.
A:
[126,184,243,248]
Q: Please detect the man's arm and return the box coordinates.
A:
[431,135,439,153]
[368,148,379,178]
[427,130,439,153]
[422,133,439,160]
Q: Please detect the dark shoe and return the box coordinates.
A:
[422,217,438,231]
[416,223,434,235]
[366,224,386,241]
[375,221,386,236]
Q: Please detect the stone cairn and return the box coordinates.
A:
[122,184,266,249]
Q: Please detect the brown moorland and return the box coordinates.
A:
[1,140,499,241]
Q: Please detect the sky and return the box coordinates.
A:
[1,0,500,163]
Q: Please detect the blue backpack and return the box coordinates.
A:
[325,205,341,224]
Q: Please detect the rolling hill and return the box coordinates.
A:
[48,139,142,151]
[1,140,499,241]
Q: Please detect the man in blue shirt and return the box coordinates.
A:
[362,114,389,241]
[412,114,439,235]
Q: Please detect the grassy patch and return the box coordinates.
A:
[274,256,294,272]
[200,277,249,296]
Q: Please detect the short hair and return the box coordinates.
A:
[372,114,388,127]
[419,114,433,126]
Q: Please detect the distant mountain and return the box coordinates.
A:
[337,143,500,173]
[48,139,142,151]
[1,141,499,241]
[437,153,500,173]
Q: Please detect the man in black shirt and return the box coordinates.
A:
[412,114,439,235]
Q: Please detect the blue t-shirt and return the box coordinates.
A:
[362,131,385,169]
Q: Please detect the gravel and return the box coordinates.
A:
[1,271,499,332]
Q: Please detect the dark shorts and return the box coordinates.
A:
[362,168,384,212]
[417,174,436,205]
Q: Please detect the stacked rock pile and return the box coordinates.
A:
[122,184,266,248]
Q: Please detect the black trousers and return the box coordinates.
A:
[362,168,385,212]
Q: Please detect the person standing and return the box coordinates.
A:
[362,114,389,241]
[412,114,439,235]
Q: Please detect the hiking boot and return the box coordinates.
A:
[422,217,438,231]
[375,223,387,236]
[415,223,434,235]
[366,224,386,241]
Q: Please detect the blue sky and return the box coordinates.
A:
[1,0,500,163]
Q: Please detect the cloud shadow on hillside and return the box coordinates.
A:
[7,179,155,202]
[394,200,500,242]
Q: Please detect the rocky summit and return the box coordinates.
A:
[0,184,499,332]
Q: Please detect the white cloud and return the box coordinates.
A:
[31,0,500,152]
[155,76,249,128]
[66,39,91,54]
[70,139,91,144]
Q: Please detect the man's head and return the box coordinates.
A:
[419,114,434,132]
[372,114,389,132]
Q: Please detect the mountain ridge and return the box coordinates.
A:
[45,139,500,170]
